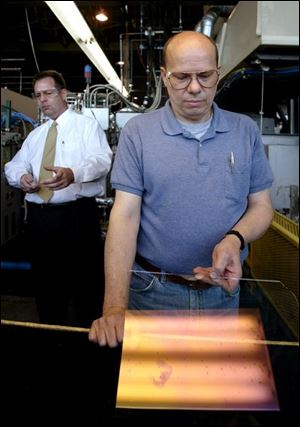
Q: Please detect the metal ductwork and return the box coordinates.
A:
[216,1,299,80]
[194,6,234,37]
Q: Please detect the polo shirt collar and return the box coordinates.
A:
[211,102,232,133]
[161,100,232,136]
[161,100,182,135]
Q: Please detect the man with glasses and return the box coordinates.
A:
[89,31,273,347]
[5,70,112,326]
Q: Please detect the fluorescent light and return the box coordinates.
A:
[45,1,127,96]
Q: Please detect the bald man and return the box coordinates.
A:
[89,31,273,347]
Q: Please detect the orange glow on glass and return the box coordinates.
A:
[117,309,279,411]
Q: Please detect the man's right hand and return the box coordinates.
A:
[20,174,40,193]
[88,306,126,347]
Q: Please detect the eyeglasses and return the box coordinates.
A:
[166,69,220,90]
[33,88,60,100]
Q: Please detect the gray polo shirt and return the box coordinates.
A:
[111,101,273,274]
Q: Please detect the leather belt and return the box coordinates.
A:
[27,198,95,210]
[135,254,211,291]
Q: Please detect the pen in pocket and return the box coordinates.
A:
[230,151,235,172]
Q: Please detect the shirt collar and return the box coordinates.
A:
[161,100,232,137]
[161,100,184,136]
[46,107,70,129]
[210,102,232,133]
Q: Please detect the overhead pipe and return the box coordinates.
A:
[178,3,183,32]
[194,6,234,37]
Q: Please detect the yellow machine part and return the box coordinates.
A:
[247,211,299,339]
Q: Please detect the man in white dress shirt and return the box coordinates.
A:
[5,70,112,326]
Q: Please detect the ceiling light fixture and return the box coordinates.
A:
[95,12,108,22]
[45,1,127,95]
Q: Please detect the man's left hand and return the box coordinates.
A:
[39,166,74,190]
[193,237,243,293]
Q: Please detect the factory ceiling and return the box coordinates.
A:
[1,1,238,98]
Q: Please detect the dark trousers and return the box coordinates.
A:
[27,198,104,327]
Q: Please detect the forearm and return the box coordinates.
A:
[5,157,30,189]
[73,127,112,183]
[230,190,273,245]
[103,206,140,311]
[195,191,273,290]
[72,154,112,183]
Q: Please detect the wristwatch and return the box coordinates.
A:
[225,230,245,250]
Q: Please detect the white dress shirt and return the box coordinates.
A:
[5,108,112,203]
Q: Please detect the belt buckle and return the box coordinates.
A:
[188,281,201,290]
[188,279,209,290]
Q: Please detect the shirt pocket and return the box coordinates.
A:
[224,161,251,203]
[58,135,82,166]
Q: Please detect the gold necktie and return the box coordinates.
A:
[38,121,57,203]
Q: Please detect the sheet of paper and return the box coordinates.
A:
[117,309,279,411]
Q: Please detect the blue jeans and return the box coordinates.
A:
[129,263,240,311]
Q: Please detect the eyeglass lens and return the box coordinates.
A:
[33,88,58,99]
[169,70,219,89]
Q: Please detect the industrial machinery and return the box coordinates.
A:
[216,1,299,220]
[2,0,298,229]
[3,0,298,256]
[1,131,23,246]
[1,2,299,424]
[1,99,32,246]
